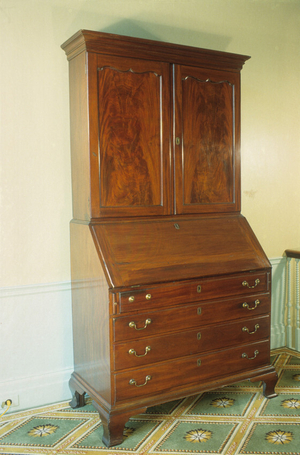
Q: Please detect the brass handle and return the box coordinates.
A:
[129,375,152,387]
[128,318,152,330]
[242,350,259,360]
[145,294,152,300]
[129,296,135,302]
[242,299,260,310]
[242,324,260,334]
[242,278,260,289]
[129,346,151,357]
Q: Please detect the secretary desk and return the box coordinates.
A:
[61,30,278,447]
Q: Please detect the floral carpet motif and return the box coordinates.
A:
[1,348,300,454]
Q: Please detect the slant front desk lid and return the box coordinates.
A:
[90,215,270,288]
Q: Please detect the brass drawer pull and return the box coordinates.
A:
[129,346,151,357]
[243,299,260,310]
[242,324,260,334]
[145,294,152,300]
[242,350,259,360]
[129,375,152,387]
[129,318,152,330]
[128,296,135,302]
[242,278,260,289]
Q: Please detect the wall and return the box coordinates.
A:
[1,0,299,411]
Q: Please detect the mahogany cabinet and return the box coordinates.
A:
[62,30,278,447]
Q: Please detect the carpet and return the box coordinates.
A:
[1,347,300,454]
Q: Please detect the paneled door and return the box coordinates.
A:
[96,55,171,218]
[173,65,240,214]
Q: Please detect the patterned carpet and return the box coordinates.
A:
[1,348,300,454]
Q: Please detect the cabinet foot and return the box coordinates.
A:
[250,369,278,399]
[93,402,147,447]
[69,377,86,409]
[100,412,128,447]
[262,374,278,399]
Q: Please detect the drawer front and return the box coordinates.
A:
[114,315,270,370]
[115,271,269,313]
[115,340,270,401]
[113,293,270,342]
[114,316,270,370]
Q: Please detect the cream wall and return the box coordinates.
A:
[1,0,300,287]
[0,0,299,410]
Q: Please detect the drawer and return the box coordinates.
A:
[114,315,270,370]
[113,292,271,342]
[114,340,270,401]
[113,271,270,313]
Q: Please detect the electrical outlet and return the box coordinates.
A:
[1,395,19,408]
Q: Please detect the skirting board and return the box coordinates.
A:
[0,257,287,413]
[1,368,73,412]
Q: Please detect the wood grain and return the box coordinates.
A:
[113,293,271,342]
[62,31,277,447]
[114,315,270,370]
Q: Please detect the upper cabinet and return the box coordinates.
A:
[62,30,249,220]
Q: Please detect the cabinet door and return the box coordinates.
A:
[94,55,171,218]
[173,65,240,214]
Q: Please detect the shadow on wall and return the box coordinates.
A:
[58,15,232,51]
[100,20,232,50]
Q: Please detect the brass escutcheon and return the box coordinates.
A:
[129,346,151,357]
[197,307,202,315]
[242,278,260,289]
[242,299,260,310]
[197,332,201,340]
[197,359,201,366]
[242,324,260,334]
[129,375,152,387]
[129,318,152,330]
[197,285,201,293]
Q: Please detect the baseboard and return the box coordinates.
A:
[0,367,73,412]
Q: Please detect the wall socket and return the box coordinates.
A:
[1,395,19,408]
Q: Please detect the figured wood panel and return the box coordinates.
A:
[97,55,171,217]
[174,66,240,214]
[183,78,233,203]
